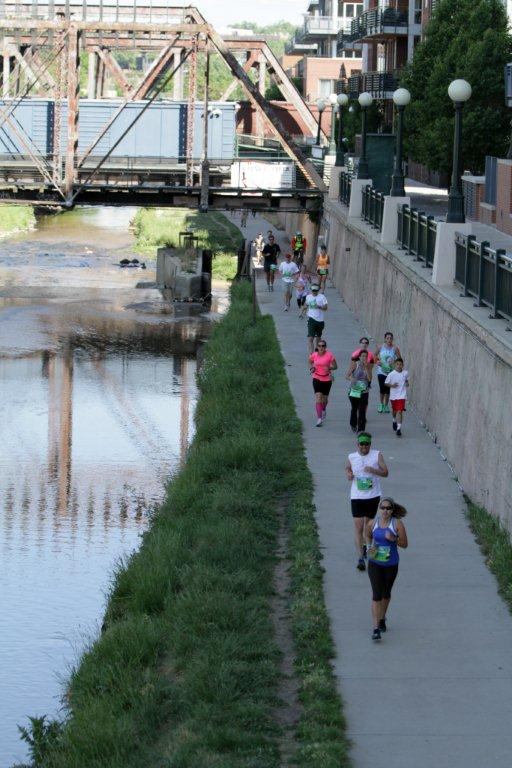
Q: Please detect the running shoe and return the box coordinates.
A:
[351,425,357,433]
[377,404,383,413]
[316,419,323,427]
[384,404,390,413]
[372,628,381,641]
[321,410,327,422]
[362,544,367,559]
[357,558,366,571]
[396,430,402,438]
[378,618,387,633]
[392,421,397,431]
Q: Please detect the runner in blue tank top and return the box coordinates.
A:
[366,497,408,641]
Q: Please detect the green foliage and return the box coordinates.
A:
[19,284,348,768]
[401,0,512,174]
[465,501,512,608]
[265,76,303,101]
[0,205,35,236]
[17,717,63,766]
[342,102,384,152]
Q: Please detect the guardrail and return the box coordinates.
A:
[361,184,384,231]
[339,171,352,206]
[397,204,437,267]
[455,233,512,324]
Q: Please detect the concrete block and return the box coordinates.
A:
[348,178,372,218]
[328,165,346,201]
[174,273,203,301]
[432,221,472,286]
[380,195,410,245]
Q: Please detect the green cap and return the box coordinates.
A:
[358,435,372,445]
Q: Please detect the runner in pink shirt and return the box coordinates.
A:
[309,340,338,427]
[352,336,375,364]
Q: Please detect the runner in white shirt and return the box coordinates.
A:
[300,283,328,354]
[384,357,409,437]
[278,252,300,311]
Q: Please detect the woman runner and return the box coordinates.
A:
[352,336,375,365]
[374,332,401,413]
[346,348,372,432]
[366,497,408,641]
[316,245,330,291]
[309,339,337,426]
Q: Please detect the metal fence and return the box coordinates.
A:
[455,233,512,323]
[397,204,437,267]
[339,171,352,206]
[361,184,384,231]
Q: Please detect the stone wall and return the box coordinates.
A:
[322,198,512,530]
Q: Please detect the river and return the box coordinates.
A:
[0,207,227,766]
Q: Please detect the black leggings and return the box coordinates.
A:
[349,391,369,432]
[368,561,398,601]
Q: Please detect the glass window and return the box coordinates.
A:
[355,4,363,16]
[318,79,335,97]
[414,0,422,23]
[345,4,354,17]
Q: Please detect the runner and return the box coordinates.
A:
[385,357,409,437]
[278,252,299,311]
[316,244,330,292]
[301,283,328,354]
[295,267,309,315]
[346,432,389,572]
[291,230,307,267]
[345,348,372,433]
[374,332,401,413]
[366,497,408,641]
[262,235,281,292]
[352,336,375,365]
[309,339,337,426]
[253,233,264,266]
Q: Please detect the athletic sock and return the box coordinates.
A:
[316,403,323,419]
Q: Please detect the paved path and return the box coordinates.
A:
[253,242,512,767]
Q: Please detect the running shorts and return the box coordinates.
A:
[312,378,332,396]
[378,373,390,395]
[391,399,406,412]
[307,317,324,338]
[368,561,398,601]
[317,268,328,276]
[351,496,380,519]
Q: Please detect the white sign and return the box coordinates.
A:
[230,161,296,190]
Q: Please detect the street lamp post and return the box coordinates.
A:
[316,98,326,146]
[357,91,373,179]
[328,92,338,155]
[336,92,349,166]
[390,87,411,197]
[446,78,472,223]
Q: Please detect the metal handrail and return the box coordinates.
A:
[339,170,352,206]
[350,8,408,40]
[361,184,384,231]
[396,204,437,268]
[454,232,512,324]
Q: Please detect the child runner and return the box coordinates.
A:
[278,253,299,311]
[374,332,401,413]
[295,268,309,315]
[384,357,409,437]
[366,497,408,641]
[301,283,328,355]
[262,235,281,292]
[345,432,389,572]
[309,339,337,426]
[316,244,330,291]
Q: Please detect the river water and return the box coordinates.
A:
[0,207,226,766]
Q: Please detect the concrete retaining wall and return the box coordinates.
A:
[323,198,512,530]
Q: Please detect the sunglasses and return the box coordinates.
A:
[360,340,369,345]
[317,343,326,347]
[380,504,392,511]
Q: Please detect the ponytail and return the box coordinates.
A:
[380,497,407,519]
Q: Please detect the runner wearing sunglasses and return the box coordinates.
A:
[366,497,408,641]
[309,339,337,426]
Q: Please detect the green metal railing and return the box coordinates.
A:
[339,171,352,206]
[362,184,384,231]
[455,233,512,324]
[397,204,437,268]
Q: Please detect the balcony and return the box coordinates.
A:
[302,14,345,39]
[285,33,318,55]
[337,27,363,55]
[348,70,399,99]
[349,8,408,43]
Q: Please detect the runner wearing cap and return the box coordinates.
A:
[366,497,408,641]
[309,339,337,426]
[301,283,328,355]
[291,230,307,267]
[278,252,300,311]
[262,235,281,292]
[345,432,389,571]
[384,357,409,437]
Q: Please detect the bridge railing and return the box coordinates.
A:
[397,204,437,268]
[455,232,512,324]
[361,184,384,231]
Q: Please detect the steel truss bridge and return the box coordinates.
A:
[0,1,326,212]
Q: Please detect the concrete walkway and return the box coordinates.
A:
[252,241,512,767]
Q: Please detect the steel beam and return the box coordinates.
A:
[130,41,176,100]
[94,47,130,96]
[65,24,80,201]
[220,52,256,101]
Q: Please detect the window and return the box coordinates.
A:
[345,4,355,17]
[355,4,363,16]
[414,0,422,23]
[318,78,336,97]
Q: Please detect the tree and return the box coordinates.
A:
[401,0,512,175]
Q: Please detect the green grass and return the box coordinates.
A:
[19,283,348,768]
[0,205,35,236]
[465,500,512,609]
[132,208,242,281]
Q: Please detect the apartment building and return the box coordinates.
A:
[337,0,422,103]
[285,1,364,102]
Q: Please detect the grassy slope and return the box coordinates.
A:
[26,283,348,768]
[0,206,35,236]
[465,501,512,610]
[132,209,242,281]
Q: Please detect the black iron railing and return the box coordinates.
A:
[362,184,384,231]
[349,8,408,41]
[348,70,399,99]
[397,204,437,267]
[339,171,352,206]
[455,233,512,323]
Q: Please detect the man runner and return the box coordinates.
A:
[262,235,281,292]
[291,230,307,267]
[301,283,328,355]
[278,253,299,311]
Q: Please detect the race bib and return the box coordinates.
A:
[356,476,373,491]
[373,546,391,563]
[381,362,392,374]
[270,264,277,271]
[309,300,317,308]
[318,268,327,275]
